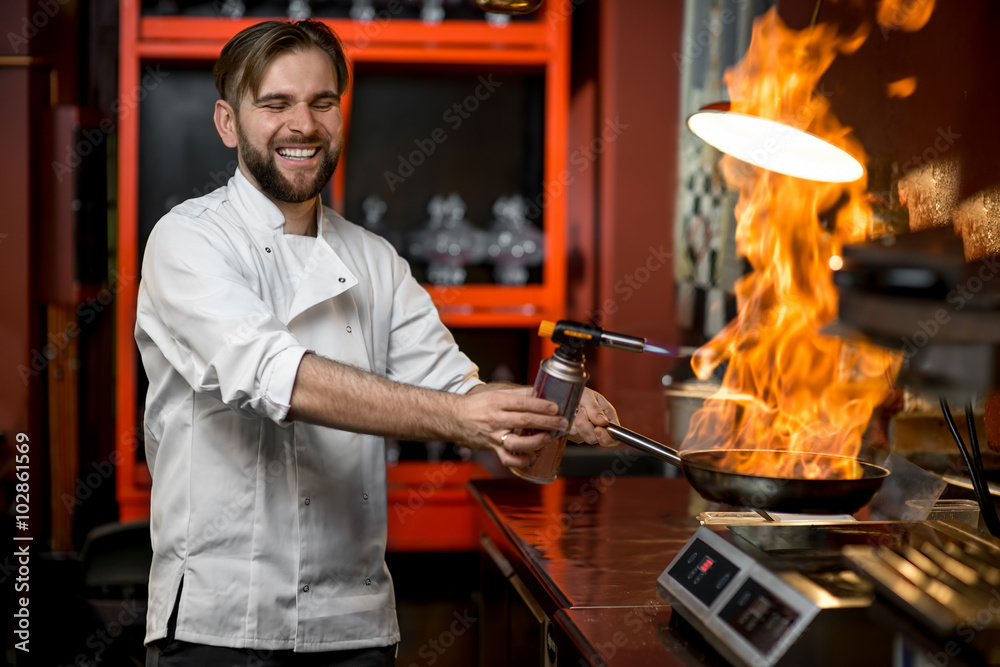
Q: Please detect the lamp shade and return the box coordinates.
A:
[687,102,864,183]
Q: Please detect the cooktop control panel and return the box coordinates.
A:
[658,526,820,667]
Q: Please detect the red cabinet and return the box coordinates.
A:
[115,1,571,521]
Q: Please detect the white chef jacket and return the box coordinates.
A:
[135,168,481,652]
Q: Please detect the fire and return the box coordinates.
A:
[877,0,935,33]
[887,76,917,99]
[684,8,902,480]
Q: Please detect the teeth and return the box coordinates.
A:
[277,147,319,159]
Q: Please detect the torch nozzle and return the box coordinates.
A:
[538,320,647,354]
[597,329,646,353]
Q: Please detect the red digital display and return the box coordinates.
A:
[699,557,714,573]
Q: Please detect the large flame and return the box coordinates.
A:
[685,8,902,480]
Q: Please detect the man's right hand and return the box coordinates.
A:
[455,385,567,468]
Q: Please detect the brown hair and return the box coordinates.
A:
[214,20,351,110]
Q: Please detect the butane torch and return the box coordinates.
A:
[511,320,688,484]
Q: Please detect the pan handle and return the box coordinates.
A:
[606,424,683,469]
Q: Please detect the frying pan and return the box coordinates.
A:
[606,424,889,514]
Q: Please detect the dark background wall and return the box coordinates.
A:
[779,0,1000,202]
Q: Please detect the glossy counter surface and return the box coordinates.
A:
[469,476,716,666]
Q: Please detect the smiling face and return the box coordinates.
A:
[218,46,344,205]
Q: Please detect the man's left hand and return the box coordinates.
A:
[568,389,619,447]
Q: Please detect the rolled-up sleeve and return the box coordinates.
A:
[138,213,307,423]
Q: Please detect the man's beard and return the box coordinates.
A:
[237,126,341,204]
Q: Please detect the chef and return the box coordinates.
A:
[136,18,618,667]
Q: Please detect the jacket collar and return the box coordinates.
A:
[228,168,357,324]
[230,167,323,233]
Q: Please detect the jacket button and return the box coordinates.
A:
[363,493,368,501]
[338,277,346,283]
[303,585,310,592]
[365,578,371,586]
[346,326,352,333]
[265,247,272,253]
[304,498,311,505]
